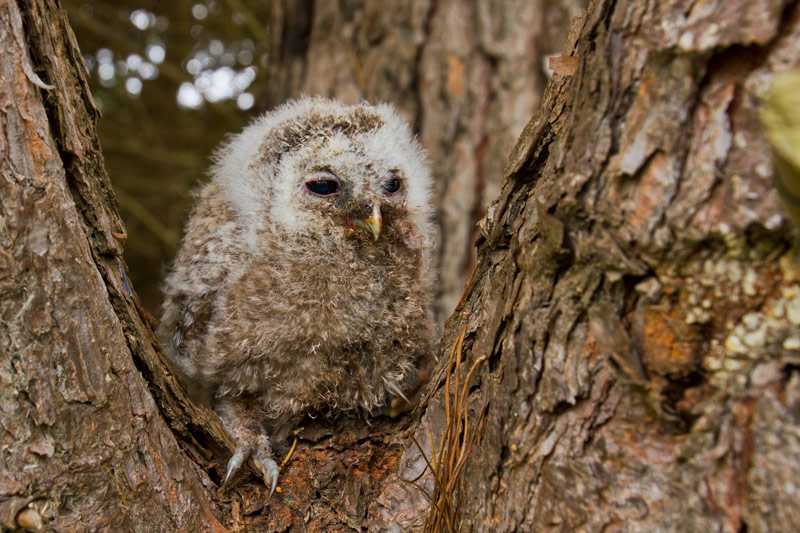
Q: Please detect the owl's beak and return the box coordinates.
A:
[355,194,382,241]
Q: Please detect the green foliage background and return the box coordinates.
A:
[65,0,272,310]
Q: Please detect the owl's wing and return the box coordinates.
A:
[158,182,242,380]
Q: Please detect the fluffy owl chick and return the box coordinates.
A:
[159,97,436,495]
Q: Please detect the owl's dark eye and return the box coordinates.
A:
[305,179,341,197]
[383,178,401,195]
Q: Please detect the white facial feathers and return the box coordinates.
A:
[210,97,434,249]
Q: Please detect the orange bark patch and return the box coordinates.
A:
[446,55,465,96]
[640,305,702,378]
[255,440,405,531]
[549,55,579,76]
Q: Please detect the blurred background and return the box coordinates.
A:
[63,0,586,324]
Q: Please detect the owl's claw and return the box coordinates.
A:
[220,446,249,490]
[383,377,409,403]
[255,456,280,499]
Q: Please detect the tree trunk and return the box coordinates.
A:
[3,0,800,532]
[445,0,800,530]
[0,0,236,530]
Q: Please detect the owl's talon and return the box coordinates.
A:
[255,457,280,499]
[383,377,409,403]
[221,446,249,490]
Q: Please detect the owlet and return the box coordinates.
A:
[158,97,437,494]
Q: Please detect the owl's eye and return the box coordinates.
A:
[305,178,341,197]
[383,178,401,195]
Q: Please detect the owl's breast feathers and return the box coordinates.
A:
[162,187,431,414]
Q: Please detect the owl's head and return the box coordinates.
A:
[212,98,434,250]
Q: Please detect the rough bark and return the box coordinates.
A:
[1,1,232,530]
[442,0,800,530]
[4,0,800,532]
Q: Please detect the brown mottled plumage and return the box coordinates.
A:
[158,98,436,493]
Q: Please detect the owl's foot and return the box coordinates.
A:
[221,442,279,497]
[216,399,280,497]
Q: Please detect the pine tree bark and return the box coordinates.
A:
[1,0,232,530]
[444,0,800,530]
[3,0,800,532]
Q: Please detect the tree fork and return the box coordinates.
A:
[3,0,800,531]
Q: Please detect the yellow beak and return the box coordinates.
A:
[355,194,382,241]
